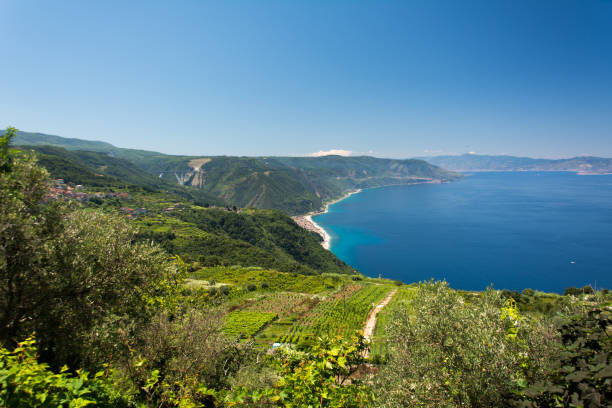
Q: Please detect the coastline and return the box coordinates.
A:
[292,189,362,250]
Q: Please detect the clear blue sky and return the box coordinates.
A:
[1,0,611,158]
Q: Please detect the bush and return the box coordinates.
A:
[514,308,612,407]
[374,281,556,408]
[225,335,373,407]
[121,309,248,404]
[0,337,124,407]
[564,285,595,296]
[246,283,257,292]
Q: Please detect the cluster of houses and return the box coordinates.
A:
[46,179,130,202]
[120,207,148,219]
[45,179,89,202]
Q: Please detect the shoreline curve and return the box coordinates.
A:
[292,189,362,250]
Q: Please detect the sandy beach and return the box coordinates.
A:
[292,189,361,250]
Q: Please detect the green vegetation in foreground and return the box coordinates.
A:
[3,127,612,407]
[370,285,417,359]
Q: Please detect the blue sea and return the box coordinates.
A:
[313,172,612,293]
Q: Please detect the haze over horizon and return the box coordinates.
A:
[2,0,611,158]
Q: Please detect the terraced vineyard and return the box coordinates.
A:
[274,284,394,344]
[370,285,417,358]
[223,311,277,339]
[242,292,319,319]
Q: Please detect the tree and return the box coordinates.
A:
[373,281,557,408]
[1,127,65,347]
[0,128,179,371]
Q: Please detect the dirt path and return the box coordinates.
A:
[362,288,397,357]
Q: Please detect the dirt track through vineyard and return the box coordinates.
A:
[362,288,397,357]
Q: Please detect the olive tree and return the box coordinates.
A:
[374,281,557,408]
[0,128,179,370]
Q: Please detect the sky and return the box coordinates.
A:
[1,0,611,158]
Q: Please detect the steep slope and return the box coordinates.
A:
[13,142,353,275]
[139,207,355,275]
[136,155,462,214]
[22,145,225,206]
[13,129,462,214]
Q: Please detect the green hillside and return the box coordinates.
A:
[22,145,225,206]
[14,130,462,215]
[10,142,353,275]
[13,144,348,274]
[135,154,461,214]
[135,206,354,275]
[13,130,163,161]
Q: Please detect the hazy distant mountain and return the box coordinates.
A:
[422,154,612,174]
[12,129,461,215]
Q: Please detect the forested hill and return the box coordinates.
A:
[13,144,354,276]
[422,153,612,174]
[25,145,225,207]
[15,130,462,214]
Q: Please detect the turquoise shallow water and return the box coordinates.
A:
[313,172,612,292]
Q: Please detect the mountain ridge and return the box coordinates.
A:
[13,129,462,215]
[421,153,612,174]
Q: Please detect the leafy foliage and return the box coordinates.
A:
[224,335,373,408]
[0,337,123,407]
[515,308,612,407]
[374,281,557,408]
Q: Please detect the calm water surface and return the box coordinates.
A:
[313,172,612,292]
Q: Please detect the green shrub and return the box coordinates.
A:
[374,281,555,408]
[0,337,124,407]
[514,308,612,407]
[224,335,373,407]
